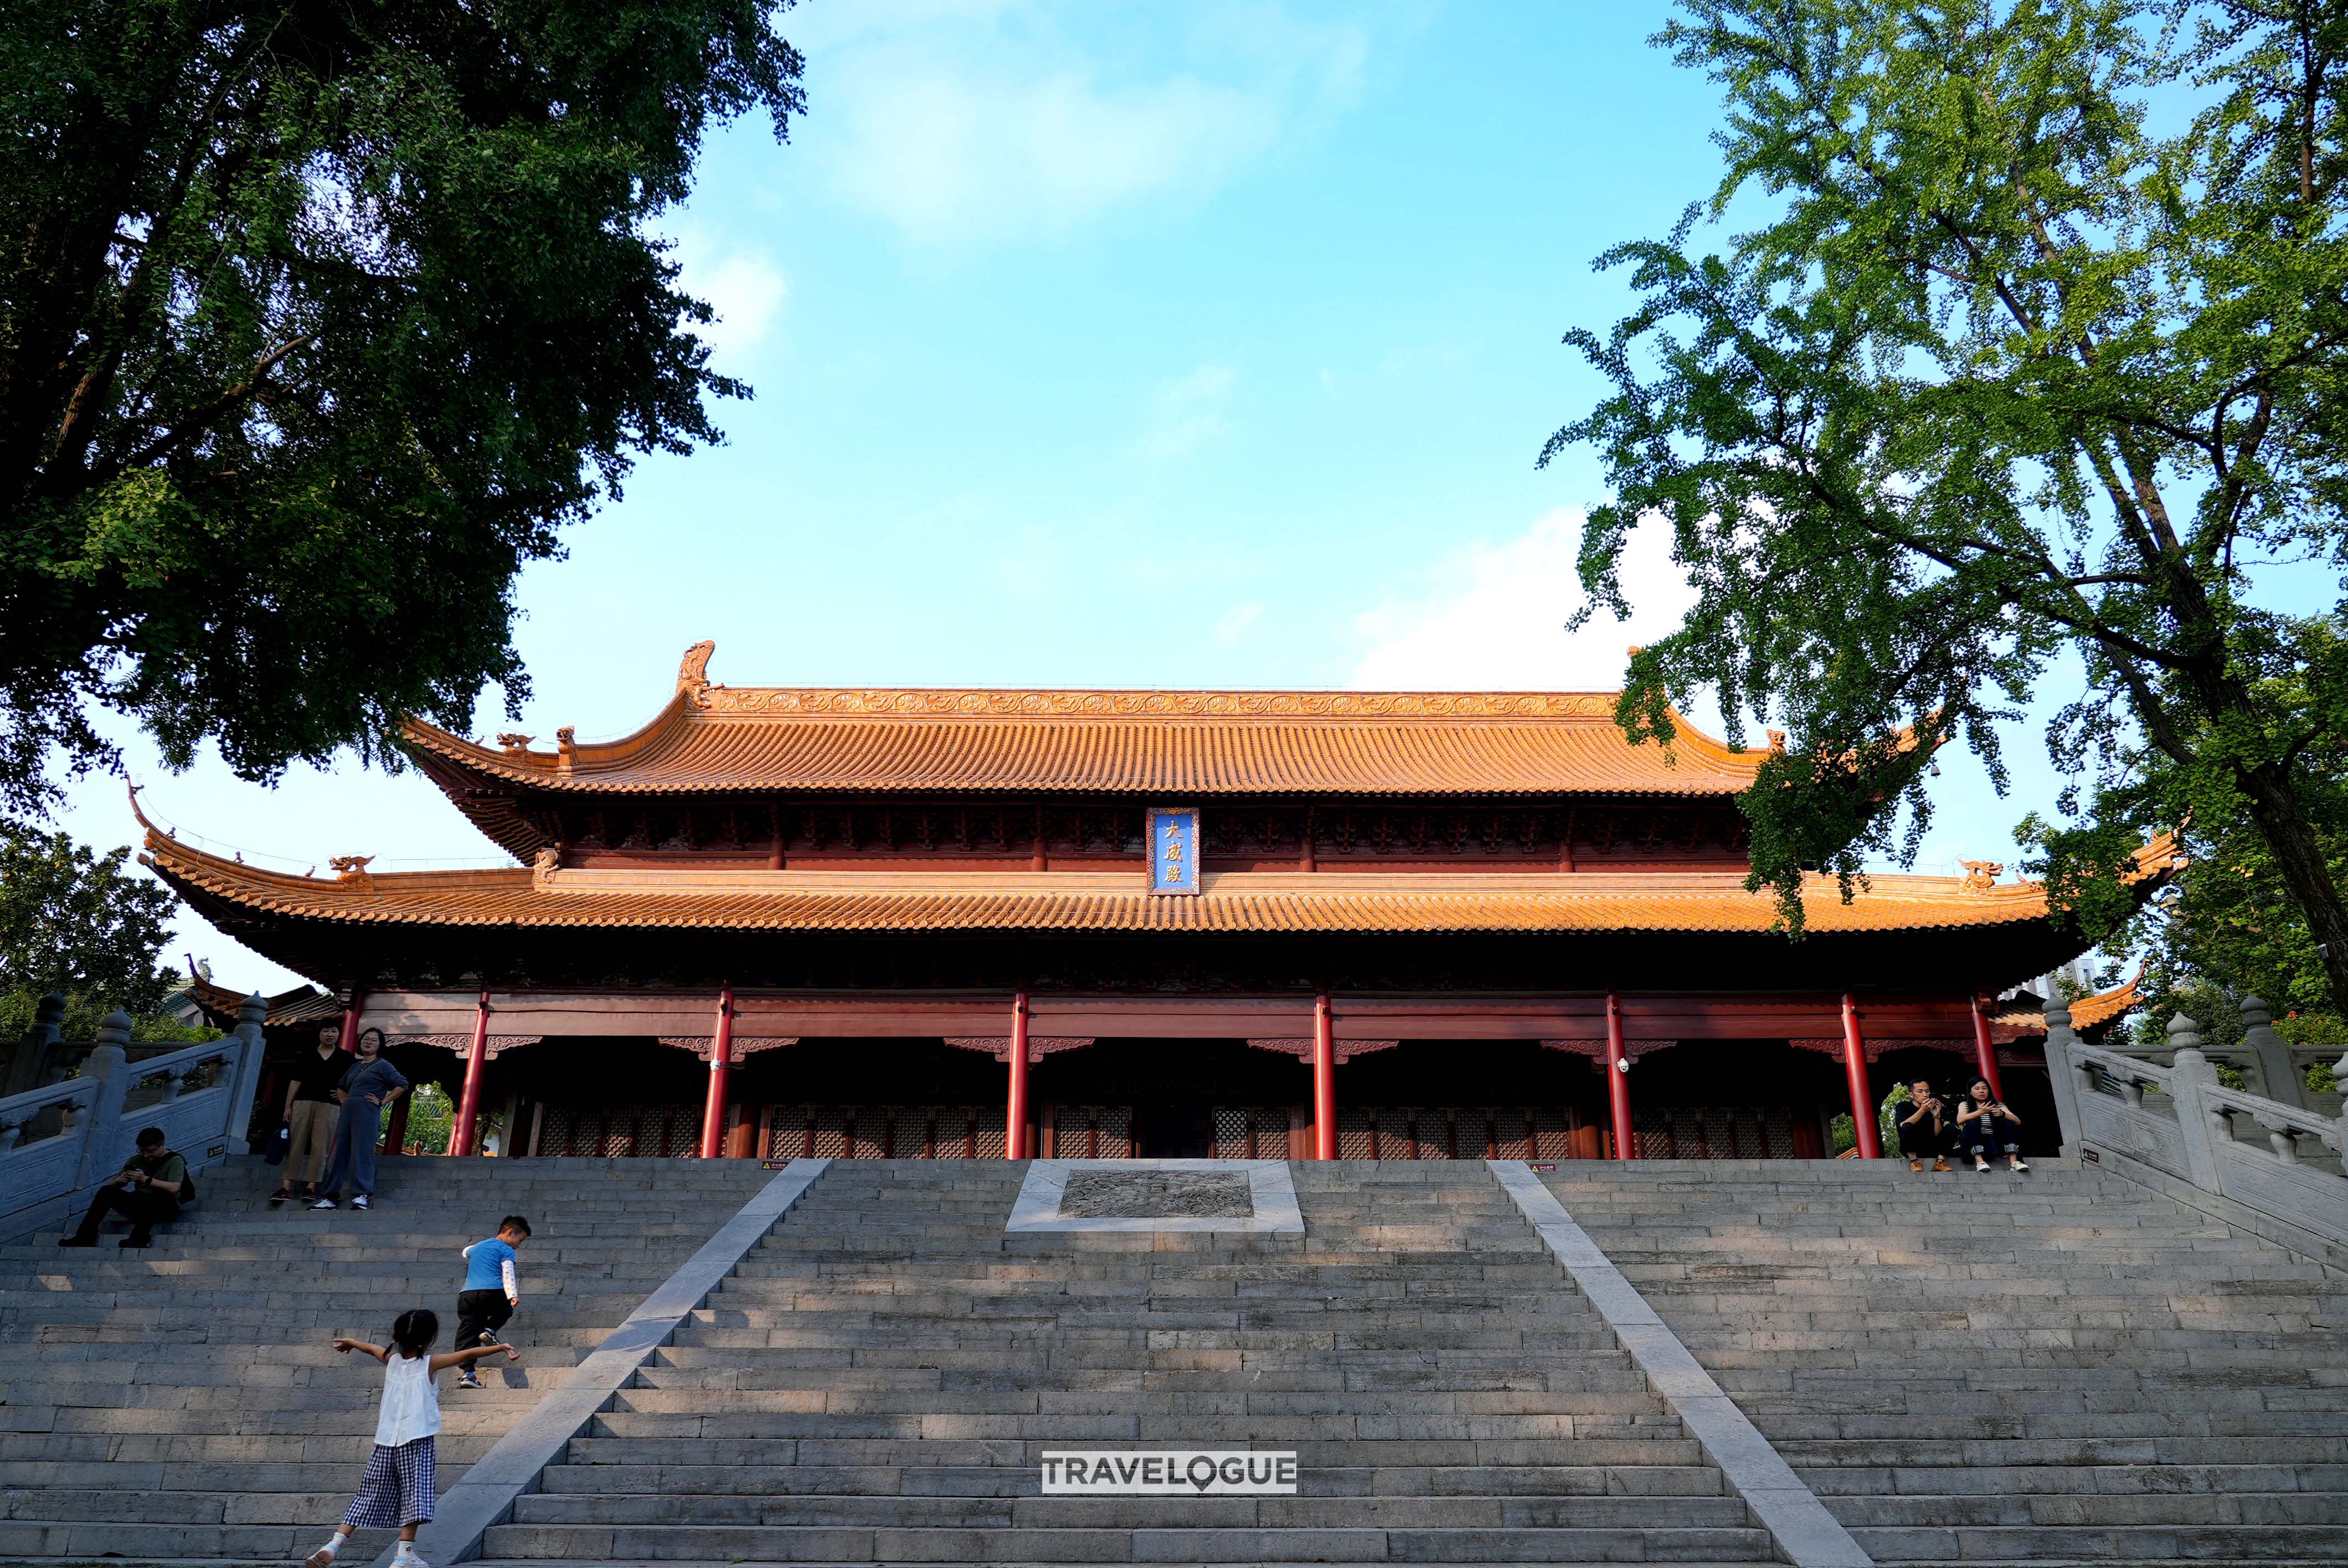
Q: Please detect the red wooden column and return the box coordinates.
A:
[382,1093,411,1156]
[1005,991,1032,1159]
[1968,993,2006,1100]
[1840,992,1883,1158]
[451,991,491,1157]
[1312,992,1337,1160]
[337,995,359,1054]
[1605,992,1635,1159]
[698,986,735,1159]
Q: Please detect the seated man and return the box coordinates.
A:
[1895,1080,1952,1173]
[59,1127,188,1249]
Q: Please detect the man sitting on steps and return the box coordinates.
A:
[58,1126,188,1249]
[1894,1080,1953,1173]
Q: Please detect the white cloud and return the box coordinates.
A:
[1350,508,1698,691]
[804,4,1376,252]
[1135,363,1234,460]
[670,229,787,357]
[1212,600,1264,647]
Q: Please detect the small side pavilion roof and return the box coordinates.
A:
[1990,972,2145,1044]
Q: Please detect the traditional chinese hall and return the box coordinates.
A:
[143,643,2143,1163]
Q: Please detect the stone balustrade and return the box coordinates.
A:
[2050,995,2348,1254]
[0,993,266,1241]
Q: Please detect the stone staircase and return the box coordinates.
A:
[476,1159,1777,1565]
[1541,1159,2348,1565]
[0,1153,775,1564]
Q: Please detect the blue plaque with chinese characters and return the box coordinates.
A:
[1146,806,1202,896]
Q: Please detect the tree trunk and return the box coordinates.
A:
[2233,760,2348,1009]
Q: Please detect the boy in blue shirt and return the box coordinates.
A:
[453,1216,530,1389]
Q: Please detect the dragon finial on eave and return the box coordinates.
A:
[677,639,717,705]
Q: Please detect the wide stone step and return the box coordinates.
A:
[504,1491,1757,1529]
[0,1487,415,1523]
[624,1369,1651,1395]
[533,1462,1731,1498]
[560,1436,1714,1469]
[1850,1520,2348,1561]
[1739,1411,2348,1441]
[1801,1462,2348,1495]
[1782,1435,2348,1467]
[468,1558,1765,1568]
[654,1340,1631,1364]
[1824,1489,2348,1526]
[475,1520,1776,1561]
[589,1412,1688,1442]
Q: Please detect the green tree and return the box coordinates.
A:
[1,0,804,816]
[404,1084,454,1156]
[1542,0,2348,999]
[0,828,179,1008]
[2145,647,2348,1014]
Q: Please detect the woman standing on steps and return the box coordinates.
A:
[312,1029,408,1211]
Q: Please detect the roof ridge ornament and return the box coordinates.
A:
[1960,859,2005,892]
[678,639,717,706]
[328,854,375,885]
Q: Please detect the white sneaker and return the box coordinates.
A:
[390,1548,429,1568]
[308,1198,338,1210]
[303,1540,341,1567]
[351,1195,370,1210]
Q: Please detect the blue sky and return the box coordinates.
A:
[59,1,2084,994]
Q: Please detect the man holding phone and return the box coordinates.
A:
[58,1127,187,1248]
[1896,1080,1953,1173]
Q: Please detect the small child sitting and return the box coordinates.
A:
[305,1308,519,1568]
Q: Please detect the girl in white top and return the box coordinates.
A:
[305,1308,519,1568]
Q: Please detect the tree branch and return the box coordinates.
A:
[97,335,314,480]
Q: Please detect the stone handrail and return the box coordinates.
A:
[2049,997,2348,1252]
[0,994,267,1242]
[2071,1041,2175,1100]
[2204,1082,2345,1162]
[0,1071,101,1146]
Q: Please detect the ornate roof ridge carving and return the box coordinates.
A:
[697,686,1637,719]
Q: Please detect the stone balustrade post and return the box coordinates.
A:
[222,993,269,1153]
[2165,1012,2225,1195]
[67,1010,135,1192]
[2044,997,2085,1162]
[2237,993,2307,1110]
[2336,1050,2348,1156]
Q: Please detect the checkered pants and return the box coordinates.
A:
[343,1437,435,1529]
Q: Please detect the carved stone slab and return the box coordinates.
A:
[1006,1159,1303,1234]
[1059,1170,1252,1219]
